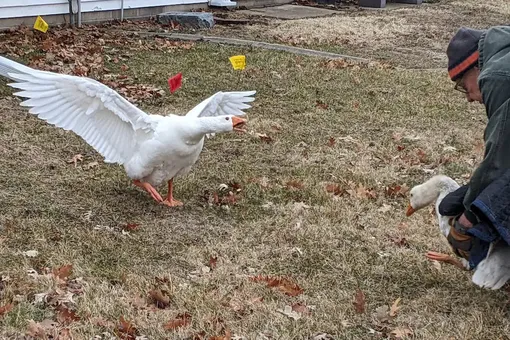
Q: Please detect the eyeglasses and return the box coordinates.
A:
[454,79,467,94]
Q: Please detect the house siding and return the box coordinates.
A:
[0,0,207,19]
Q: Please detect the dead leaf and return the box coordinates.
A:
[91,316,115,328]
[53,264,72,281]
[248,296,264,304]
[390,327,413,339]
[325,183,344,196]
[121,64,129,72]
[116,316,138,339]
[348,183,377,200]
[250,275,303,296]
[122,223,140,232]
[375,305,391,322]
[397,222,409,229]
[327,137,336,147]
[27,319,58,338]
[277,305,301,320]
[316,100,328,110]
[84,161,99,170]
[385,185,409,198]
[432,260,442,271]
[209,329,232,340]
[391,237,409,247]
[149,289,171,309]
[256,133,273,143]
[286,180,304,190]
[416,149,427,163]
[67,154,83,167]
[164,312,192,330]
[353,289,365,314]
[56,305,81,324]
[291,302,310,315]
[390,298,401,317]
[209,256,218,270]
[0,303,13,318]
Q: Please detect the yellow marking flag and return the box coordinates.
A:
[33,16,49,33]
[229,55,246,70]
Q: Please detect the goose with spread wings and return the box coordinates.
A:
[0,56,255,206]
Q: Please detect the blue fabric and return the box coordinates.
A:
[470,168,510,246]
[439,169,510,269]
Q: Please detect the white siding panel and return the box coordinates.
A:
[0,0,207,19]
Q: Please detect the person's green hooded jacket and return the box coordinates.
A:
[464,26,510,214]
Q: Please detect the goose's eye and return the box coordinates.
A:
[225,117,230,121]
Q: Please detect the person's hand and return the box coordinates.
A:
[446,212,474,260]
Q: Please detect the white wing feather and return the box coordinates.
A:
[186,91,256,118]
[0,56,154,165]
[185,90,256,138]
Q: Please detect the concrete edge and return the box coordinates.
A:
[131,31,370,62]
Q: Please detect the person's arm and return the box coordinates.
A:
[462,74,510,222]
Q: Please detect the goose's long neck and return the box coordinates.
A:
[182,117,217,143]
[435,176,460,201]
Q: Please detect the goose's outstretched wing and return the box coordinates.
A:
[186,91,256,118]
[0,56,155,164]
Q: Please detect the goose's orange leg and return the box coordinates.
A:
[426,251,469,271]
[162,179,183,207]
[133,180,163,203]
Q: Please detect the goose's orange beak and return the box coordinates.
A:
[406,204,415,217]
[232,116,247,132]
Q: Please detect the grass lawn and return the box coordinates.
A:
[1,4,509,339]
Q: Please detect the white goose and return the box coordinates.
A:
[0,56,255,206]
[406,175,510,290]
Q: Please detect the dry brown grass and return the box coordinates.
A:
[1,10,510,340]
[209,0,510,69]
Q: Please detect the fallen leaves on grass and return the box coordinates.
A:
[67,154,83,167]
[375,298,402,324]
[56,305,81,324]
[203,189,240,207]
[223,296,263,316]
[390,298,401,317]
[0,303,13,318]
[209,256,218,270]
[375,305,391,323]
[122,223,140,232]
[385,184,409,198]
[164,312,192,330]
[391,236,409,247]
[1,25,174,106]
[347,183,377,200]
[26,319,59,338]
[325,183,345,196]
[250,275,303,296]
[91,316,115,328]
[84,161,99,170]
[149,289,171,309]
[209,329,232,340]
[286,180,304,190]
[116,316,139,339]
[390,327,413,339]
[316,100,328,110]
[256,133,273,143]
[53,265,72,281]
[353,289,366,314]
[277,305,302,320]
